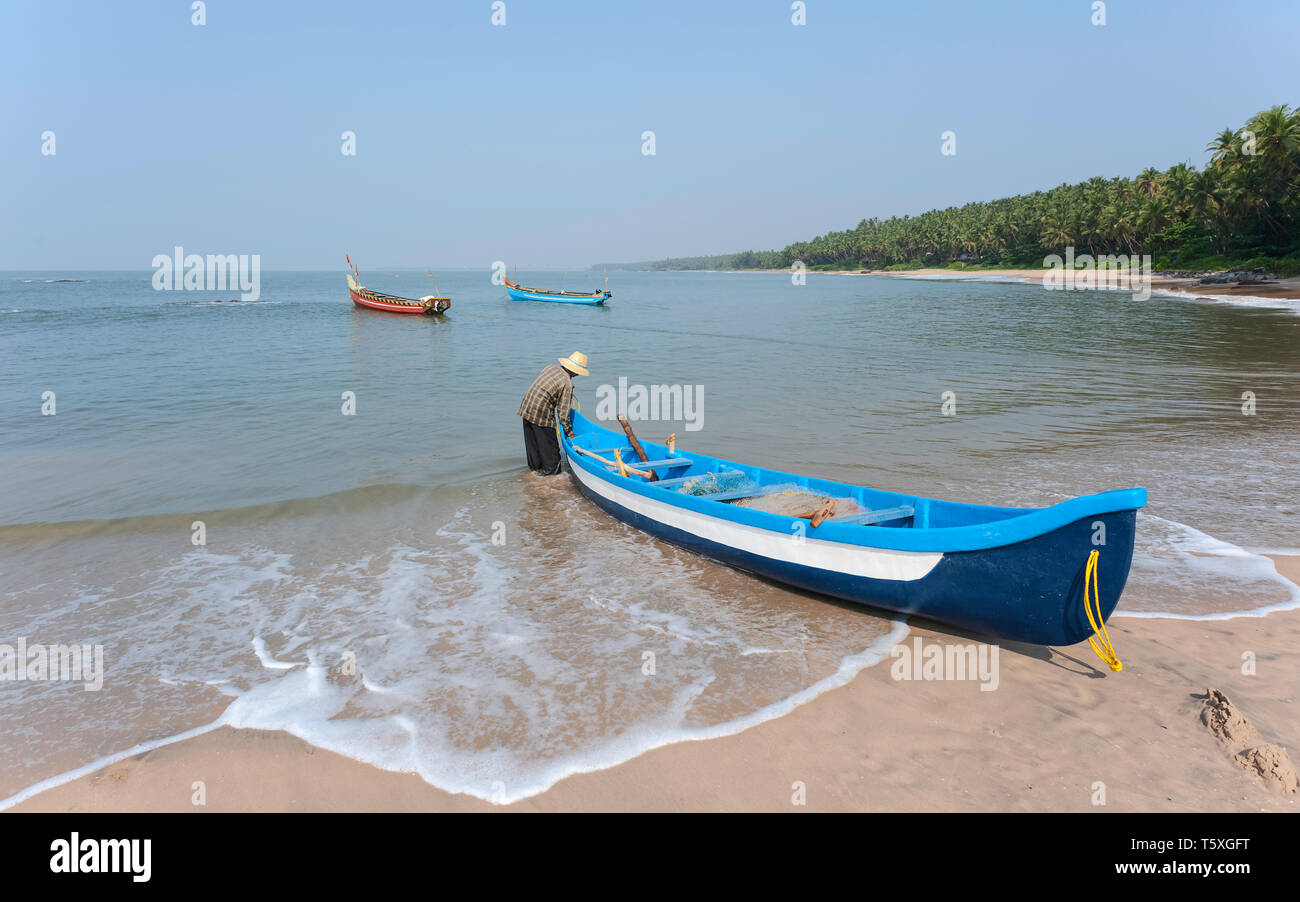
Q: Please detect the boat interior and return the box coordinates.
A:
[567,417,1030,531]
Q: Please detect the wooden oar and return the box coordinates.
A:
[616,415,659,482]
[570,444,653,479]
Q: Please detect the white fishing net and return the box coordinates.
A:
[676,476,862,519]
[729,483,862,518]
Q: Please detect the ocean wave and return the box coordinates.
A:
[1,473,1295,808]
[1153,287,1300,315]
[163,298,280,307]
[0,620,906,810]
[0,494,905,807]
[0,722,225,812]
[887,272,1032,284]
[1119,513,1300,620]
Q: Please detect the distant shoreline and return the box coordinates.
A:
[621,266,1300,302]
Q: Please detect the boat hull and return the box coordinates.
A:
[561,415,1143,647]
[346,274,449,315]
[349,288,446,315]
[505,283,609,305]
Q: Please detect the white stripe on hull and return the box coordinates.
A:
[568,455,943,582]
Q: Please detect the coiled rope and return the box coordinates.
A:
[1083,549,1123,672]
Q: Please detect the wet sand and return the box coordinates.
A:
[14,557,1298,813]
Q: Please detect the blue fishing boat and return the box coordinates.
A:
[560,411,1145,660]
[504,269,611,305]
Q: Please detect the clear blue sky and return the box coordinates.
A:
[4,0,1296,269]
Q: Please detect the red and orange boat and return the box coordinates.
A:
[345,257,450,315]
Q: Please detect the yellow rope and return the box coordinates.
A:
[1083,549,1122,672]
[614,449,629,477]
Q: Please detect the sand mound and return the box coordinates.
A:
[1235,744,1299,794]
[1200,688,1297,795]
[1199,688,1258,744]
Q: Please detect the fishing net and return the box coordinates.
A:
[678,472,758,496]
[729,483,863,518]
[676,475,863,520]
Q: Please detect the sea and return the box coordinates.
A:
[2,269,1298,805]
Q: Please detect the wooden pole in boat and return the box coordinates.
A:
[666,434,676,454]
[426,269,441,297]
[570,444,653,479]
[616,415,658,482]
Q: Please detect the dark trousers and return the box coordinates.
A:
[522,418,562,475]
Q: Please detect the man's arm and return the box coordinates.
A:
[558,379,575,437]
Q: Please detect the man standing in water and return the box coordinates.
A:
[518,351,589,475]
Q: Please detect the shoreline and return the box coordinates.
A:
[867,267,1300,303]
[647,267,1300,304]
[12,556,1299,813]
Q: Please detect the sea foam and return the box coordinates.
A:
[1,490,1294,809]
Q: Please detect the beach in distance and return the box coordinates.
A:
[671,267,1300,306]
[4,270,1298,812]
[872,269,1300,307]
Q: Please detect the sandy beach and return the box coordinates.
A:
[14,554,1297,813]
[663,266,1300,304]
[853,267,1300,302]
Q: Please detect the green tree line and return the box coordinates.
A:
[617,105,1300,275]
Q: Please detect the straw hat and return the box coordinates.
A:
[558,351,589,377]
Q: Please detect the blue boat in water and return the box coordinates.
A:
[504,273,611,305]
[560,411,1145,658]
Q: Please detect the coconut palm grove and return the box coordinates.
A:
[621,105,1300,275]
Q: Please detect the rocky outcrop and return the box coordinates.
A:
[1157,268,1276,283]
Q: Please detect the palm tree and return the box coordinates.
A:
[1163,163,1194,215]
[692,106,1296,273]
[1136,167,1163,198]
[1206,128,1240,168]
[1242,105,1300,242]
